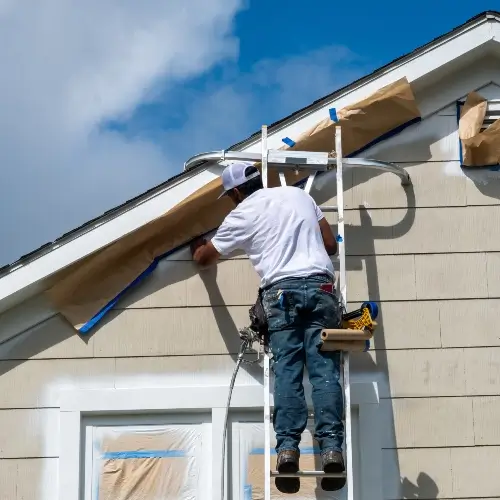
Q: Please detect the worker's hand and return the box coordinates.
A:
[190,236,207,258]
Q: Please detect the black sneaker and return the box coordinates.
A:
[321,450,346,491]
[275,449,300,494]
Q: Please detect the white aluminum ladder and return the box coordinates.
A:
[260,124,352,500]
[182,125,411,500]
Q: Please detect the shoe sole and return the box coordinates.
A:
[275,460,300,494]
[321,461,346,492]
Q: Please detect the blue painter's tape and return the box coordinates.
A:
[79,117,422,333]
[282,137,296,147]
[250,446,320,455]
[336,234,343,243]
[329,108,338,122]
[364,339,370,352]
[79,258,160,334]
[244,485,253,500]
[102,449,186,459]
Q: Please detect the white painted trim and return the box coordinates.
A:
[59,382,378,412]
[58,382,379,500]
[59,411,82,500]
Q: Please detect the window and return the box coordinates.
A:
[82,413,211,500]
[229,409,361,500]
[59,383,380,500]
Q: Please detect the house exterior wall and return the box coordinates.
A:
[1,74,500,499]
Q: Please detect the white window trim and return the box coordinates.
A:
[59,382,381,500]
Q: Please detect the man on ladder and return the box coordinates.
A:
[191,161,346,494]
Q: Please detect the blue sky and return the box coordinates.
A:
[106,3,496,166]
[0,2,496,265]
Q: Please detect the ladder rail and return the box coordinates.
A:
[336,126,354,500]
[262,124,272,500]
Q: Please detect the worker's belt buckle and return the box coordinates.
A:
[320,283,334,294]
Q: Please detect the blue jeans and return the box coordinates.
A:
[261,274,344,455]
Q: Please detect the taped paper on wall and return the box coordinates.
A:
[458,91,500,167]
[91,424,203,500]
[237,423,347,500]
[45,77,421,333]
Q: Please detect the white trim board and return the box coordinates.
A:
[59,382,381,500]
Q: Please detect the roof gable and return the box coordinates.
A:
[1,10,500,316]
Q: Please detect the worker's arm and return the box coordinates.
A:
[318,217,337,256]
[192,210,246,267]
[191,237,221,268]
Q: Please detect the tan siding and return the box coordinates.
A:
[94,307,246,357]
[18,458,57,500]
[440,299,500,348]
[0,409,58,458]
[390,206,499,255]
[415,253,489,300]
[486,252,500,297]
[114,354,260,389]
[466,173,500,205]
[371,301,441,350]
[472,397,500,445]
[0,315,93,361]
[350,161,467,209]
[360,113,459,163]
[380,397,474,448]
[0,458,56,500]
[464,347,500,396]
[379,348,466,398]
[0,460,17,499]
[382,447,453,499]
[451,446,500,498]
[0,358,115,409]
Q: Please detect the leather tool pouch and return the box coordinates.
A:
[248,289,269,348]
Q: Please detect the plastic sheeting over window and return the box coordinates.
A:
[235,423,351,500]
[89,424,205,500]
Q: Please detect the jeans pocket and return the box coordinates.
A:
[262,289,295,331]
[314,286,341,329]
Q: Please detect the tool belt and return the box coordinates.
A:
[248,289,269,348]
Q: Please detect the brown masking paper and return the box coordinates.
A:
[94,424,202,500]
[459,91,500,167]
[46,77,421,331]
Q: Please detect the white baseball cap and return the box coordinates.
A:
[218,162,261,199]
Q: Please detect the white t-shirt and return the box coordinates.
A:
[211,185,334,288]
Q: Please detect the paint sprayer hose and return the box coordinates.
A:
[221,331,259,499]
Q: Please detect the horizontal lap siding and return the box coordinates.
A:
[3,98,500,499]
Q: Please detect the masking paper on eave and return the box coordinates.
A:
[46,76,421,331]
[283,77,420,156]
[459,91,500,167]
[94,424,203,500]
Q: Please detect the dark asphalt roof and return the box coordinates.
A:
[1,10,498,278]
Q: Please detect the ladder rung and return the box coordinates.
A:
[270,471,347,478]
[268,150,329,166]
[319,205,338,212]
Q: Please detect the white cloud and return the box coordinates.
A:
[0,0,244,265]
[0,0,364,268]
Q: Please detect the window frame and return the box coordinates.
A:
[58,382,381,500]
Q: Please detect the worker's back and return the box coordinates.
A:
[213,185,334,288]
